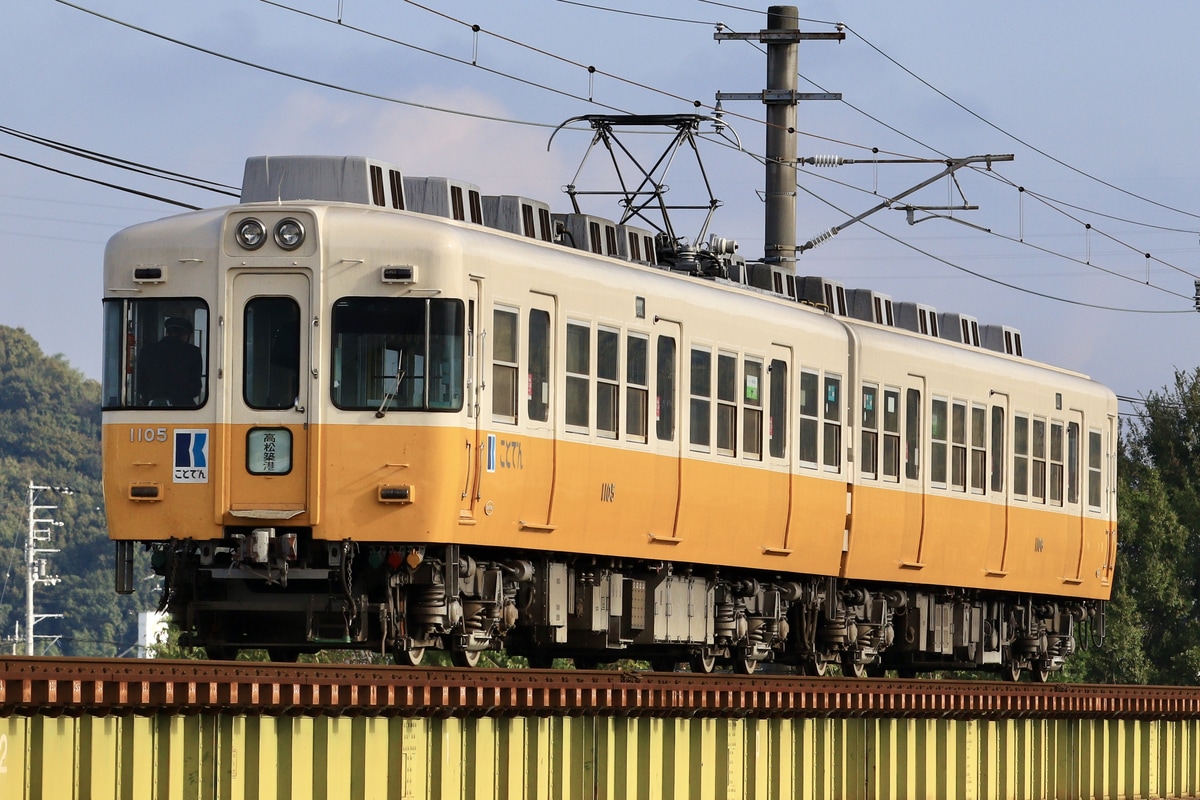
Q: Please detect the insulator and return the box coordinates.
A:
[804,228,838,250]
[805,154,845,167]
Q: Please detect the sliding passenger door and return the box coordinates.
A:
[763,344,794,553]
[227,272,311,520]
[517,295,557,530]
[898,378,926,568]
[460,280,484,521]
[984,396,1011,576]
[1061,410,1086,584]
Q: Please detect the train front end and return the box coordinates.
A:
[102,200,474,660]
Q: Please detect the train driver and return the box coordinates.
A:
[137,316,204,407]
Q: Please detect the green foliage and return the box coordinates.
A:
[0,326,157,657]
[1069,368,1200,685]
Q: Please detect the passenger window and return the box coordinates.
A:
[657,335,676,441]
[244,297,300,411]
[951,401,967,491]
[971,405,987,494]
[823,375,841,470]
[861,384,879,479]
[626,334,648,442]
[1067,421,1080,505]
[882,388,900,482]
[492,308,518,423]
[931,398,948,488]
[717,352,737,456]
[990,406,1005,493]
[332,297,464,412]
[1087,429,1103,509]
[1032,417,1047,503]
[1013,414,1030,499]
[105,298,210,410]
[799,370,819,467]
[905,389,921,481]
[528,310,550,423]
[690,348,712,450]
[597,328,620,438]
[1049,421,1064,506]
[769,359,787,459]
[655,336,676,442]
[743,359,763,460]
[566,323,590,430]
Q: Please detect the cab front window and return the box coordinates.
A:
[331,297,464,412]
[102,298,209,410]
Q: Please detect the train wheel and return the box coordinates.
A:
[801,658,827,677]
[394,647,426,667]
[451,649,482,668]
[733,657,759,675]
[840,652,866,678]
[689,652,717,674]
[1000,660,1022,682]
[1030,660,1051,683]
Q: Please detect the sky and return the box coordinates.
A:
[3,0,1200,413]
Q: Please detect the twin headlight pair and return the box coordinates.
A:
[235,217,305,251]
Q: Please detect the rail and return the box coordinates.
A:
[3,656,1199,720]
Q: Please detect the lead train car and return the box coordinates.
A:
[102,156,1115,678]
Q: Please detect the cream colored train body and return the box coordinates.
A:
[103,156,1115,677]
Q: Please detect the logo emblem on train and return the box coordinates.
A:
[172,430,209,484]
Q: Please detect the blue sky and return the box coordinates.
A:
[3,0,1199,409]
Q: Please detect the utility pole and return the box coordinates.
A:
[716,6,844,278]
[26,482,68,656]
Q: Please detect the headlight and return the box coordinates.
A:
[235,218,267,250]
[274,218,305,250]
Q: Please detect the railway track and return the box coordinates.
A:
[3,656,1199,720]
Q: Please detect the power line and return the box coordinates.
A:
[0,150,201,210]
[838,22,1200,224]
[795,176,1193,314]
[259,0,632,114]
[43,0,1200,312]
[54,0,566,130]
[554,0,716,26]
[0,125,238,195]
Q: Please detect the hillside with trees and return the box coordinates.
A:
[0,325,155,656]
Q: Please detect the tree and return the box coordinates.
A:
[1070,368,1200,684]
[0,326,158,656]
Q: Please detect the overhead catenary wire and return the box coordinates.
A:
[0,150,202,210]
[54,0,569,130]
[39,0,1200,311]
[0,125,238,195]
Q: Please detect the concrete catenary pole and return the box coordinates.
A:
[764,5,800,269]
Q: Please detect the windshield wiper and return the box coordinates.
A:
[376,352,406,418]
